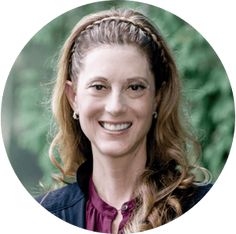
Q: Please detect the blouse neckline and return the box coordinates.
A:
[86,177,136,233]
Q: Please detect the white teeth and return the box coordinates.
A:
[101,122,131,131]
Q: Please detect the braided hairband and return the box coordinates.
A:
[69,16,168,75]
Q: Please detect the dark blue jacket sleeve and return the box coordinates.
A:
[35,183,86,228]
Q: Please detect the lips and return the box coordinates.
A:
[99,121,132,131]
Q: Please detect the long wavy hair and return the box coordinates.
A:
[49,8,209,232]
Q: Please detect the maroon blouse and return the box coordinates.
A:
[86,178,135,234]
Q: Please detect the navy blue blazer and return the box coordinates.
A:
[36,162,212,229]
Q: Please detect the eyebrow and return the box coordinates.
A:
[86,76,151,84]
[126,77,150,84]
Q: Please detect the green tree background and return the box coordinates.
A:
[1,1,234,196]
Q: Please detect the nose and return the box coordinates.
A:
[105,91,127,116]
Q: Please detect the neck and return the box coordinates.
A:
[92,142,146,210]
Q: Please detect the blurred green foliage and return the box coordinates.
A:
[1,1,234,195]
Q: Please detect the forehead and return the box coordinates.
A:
[78,44,153,82]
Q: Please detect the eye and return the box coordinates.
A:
[126,83,148,98]
[90,84,107,90]
[94,84,106,90]
[128,84,146,91]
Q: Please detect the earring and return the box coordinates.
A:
[153,111,158,119]
[73,112,79,120]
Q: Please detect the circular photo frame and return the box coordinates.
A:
[1,1,234,234]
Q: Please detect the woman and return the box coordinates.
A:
[36,8,212,234]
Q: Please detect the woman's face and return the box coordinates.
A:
[67,45,158,158]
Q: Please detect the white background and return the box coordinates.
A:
[0,0,235,233]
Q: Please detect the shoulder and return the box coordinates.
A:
[177,183,213,213]
[35,182,85,212]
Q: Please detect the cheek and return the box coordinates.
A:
[76,93,102,119]
[135,96,155,115]
[132,101,154,128]
[76,98,100,139]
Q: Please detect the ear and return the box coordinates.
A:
[153,82,166,111]
[154,92,161,110]
[65,80,77,111]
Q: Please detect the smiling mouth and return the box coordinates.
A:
[99,121,132,131]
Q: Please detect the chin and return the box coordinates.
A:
[96,143,132,158]
[100,149,129,158]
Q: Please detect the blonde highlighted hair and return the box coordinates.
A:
[50,8,209,232]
